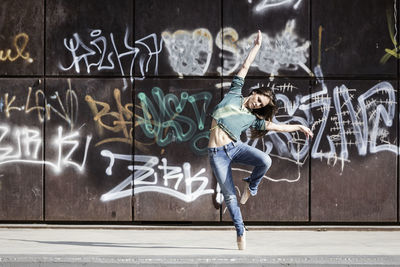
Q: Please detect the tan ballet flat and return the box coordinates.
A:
[237,230,246,250]
[240,184,251,205]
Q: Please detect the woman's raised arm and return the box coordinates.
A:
[236,30,262,79]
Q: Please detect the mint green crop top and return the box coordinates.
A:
[211,76,266,141]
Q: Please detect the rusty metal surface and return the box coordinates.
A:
[135,0,221,77]
[133,78,221,221]
[221,78,310,222]
[0,0,43,76]
[0,78,44,220]
[310,79,397,222]
[44,78,132,221]
[312,0,396,78]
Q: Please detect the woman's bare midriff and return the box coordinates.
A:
[208,119,234,148]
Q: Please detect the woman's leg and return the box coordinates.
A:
[209,149,245,236]
[232,143,272,196]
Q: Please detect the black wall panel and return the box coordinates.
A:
[44,78,132,221]
[133,78,221,221]
[223,0,310,77]
[0,0,43,75]
[0,79,44,220]
[135,0,221,77]
[46,0,134,77]
[312,0,397,77]
[310,79,398,221]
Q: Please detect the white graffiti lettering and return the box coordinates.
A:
[100,150,215,203]
[0,124,91,173]
[59,29,163,89]
[252,0,304,13]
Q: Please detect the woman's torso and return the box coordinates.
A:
[208,119,234,148]
[207,76,265,148]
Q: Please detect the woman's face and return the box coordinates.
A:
[247,91,271,109]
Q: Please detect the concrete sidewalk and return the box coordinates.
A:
[0,225,400,266]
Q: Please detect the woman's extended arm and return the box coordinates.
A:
[236,30,262,79]
[265,121,314,139]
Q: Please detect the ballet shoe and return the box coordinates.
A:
[240,184,251,205]
[237,230,246,250]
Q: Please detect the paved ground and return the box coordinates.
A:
[0,225,400,266]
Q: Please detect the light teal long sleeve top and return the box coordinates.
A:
[211,76,266,141]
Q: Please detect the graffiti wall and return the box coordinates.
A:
[0,0,399,223]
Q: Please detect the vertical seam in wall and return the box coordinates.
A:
[43,0,46,222]
[132,0,135,223]
[43,78,46,222]
[220,0,223,223]
[397,0,399,223]
[308,0,312,223]
[397,78,399,223]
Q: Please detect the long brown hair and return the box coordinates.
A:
[249,87,278,139]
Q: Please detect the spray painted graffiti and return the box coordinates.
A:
[251,0,304,13]
[85,88,133,146]
[162,24,311,77]
[381,1,399,64]
[59,23,310,79]
[306,66,396,169]
[233,65,397,177]
[216,22,312,76]
[0,124,91,173]
[59,29,163,89]
[137,87,212,155]
[100,150,214,202]
[162,28,213,76]
[0,33,33,63]
[0,80,79,130]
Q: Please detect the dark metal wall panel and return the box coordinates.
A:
[0,0,43,76]
[0,78,44,220]
[134,0,221,77]
[310,79,398,221]
[46,0,134,77]
[312,0,397,78]
[222,0,310,78]
[44,78,132,221]
[133,78,221,221]
[221,78,310,222]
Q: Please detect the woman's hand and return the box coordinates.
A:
[298,125,314,139]
[254,30,262,46]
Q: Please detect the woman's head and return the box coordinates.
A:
[247,86,278,139]
[247,86,277,122]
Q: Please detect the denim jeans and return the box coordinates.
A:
[208,141,272,236]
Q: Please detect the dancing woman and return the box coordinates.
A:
[208,30,313,250]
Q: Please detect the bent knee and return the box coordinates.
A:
[261,154,272,168]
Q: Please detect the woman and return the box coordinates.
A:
[208,30,313,250]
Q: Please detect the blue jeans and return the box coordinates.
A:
[208,141,272,236]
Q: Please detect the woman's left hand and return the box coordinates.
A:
[254,30,262,46]
[298,125,314,139]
